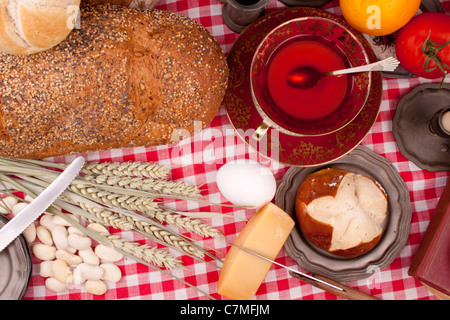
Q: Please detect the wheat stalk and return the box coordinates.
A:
[82,161,169,180]
[77,202,135,230]
[78,202,206,258]
[69,183,222,238]
[53,190,219,265]
[57,208,214,298]
[69,183,159,212]
[84,174,202,198]
[0,158,227,299]
[102,233,214,298]
[123,215,207,258]
[106,234,182,270]
[147,206,224,238]
[108,235,184,270]
[0,176,183,271]
[16,172,222,255]
[60,189,217,260]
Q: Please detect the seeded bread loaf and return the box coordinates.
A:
[0,4,229,159]
[84,0,159,10]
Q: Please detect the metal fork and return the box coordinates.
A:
[328,57,400,76]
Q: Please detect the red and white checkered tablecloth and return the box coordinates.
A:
[21,0,450,301]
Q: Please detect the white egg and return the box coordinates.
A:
[216,160,277,208]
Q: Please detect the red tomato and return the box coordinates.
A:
[396,12,450,80]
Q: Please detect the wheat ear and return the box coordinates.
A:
[77,202,134,230]
[69,183,158,213]
[78,202,206,258]
[84,174,202,198]
[145,206,223,239]
[70,183,222,238]
[82,161,169,179]
[105,234,183,270]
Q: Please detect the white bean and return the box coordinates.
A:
[67,226,85,236]
[56,249,82,266]
[12,201,36,243]
[36,225,53,246]
[45,277,67,293]
[53,214,79,226]
[94,244,123,262]
[68,233,91,250]
[39,260,54,278]
[24,194,34,202]
[85,280,107,296]
[87,223,109,235]
[52,225,69,250]
[11,202,28,216]
[39,214,56,232]
[65,246,77,254]
[79,263,104,281]
[0,196,18,214]
[100,263,122,283]
[51,259,72,284]
[70,265,86,286]
[52,215,67,226]
[22,223,36,243]
[32,243,56,261]
[78,247,99,266]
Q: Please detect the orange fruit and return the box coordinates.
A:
[339,0,421,36]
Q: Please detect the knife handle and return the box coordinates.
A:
[289,271,379,300]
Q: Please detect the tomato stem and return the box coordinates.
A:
[422,30,450,87]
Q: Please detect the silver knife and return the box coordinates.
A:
[0,156,85,252]
[231,243,380,300]
[231,243,343,291]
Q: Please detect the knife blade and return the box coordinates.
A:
[0,156,85,252]
[231,243,343,291]
[231,243,380,300]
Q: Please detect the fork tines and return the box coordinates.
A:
[373,57,401,72]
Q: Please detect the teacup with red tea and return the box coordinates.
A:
[251,17,372,140]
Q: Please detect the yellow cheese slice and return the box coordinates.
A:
[217,202,295,300]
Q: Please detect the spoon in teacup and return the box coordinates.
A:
[286,57,400,89]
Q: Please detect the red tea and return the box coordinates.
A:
[266,38,349,121]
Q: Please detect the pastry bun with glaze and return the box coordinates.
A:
[295,168,388,258]
[0,0,81,55]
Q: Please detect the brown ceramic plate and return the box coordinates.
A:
[0,214,32,299]
[275,146,412,282]
[224,7,382,167]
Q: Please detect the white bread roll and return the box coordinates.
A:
[0,0,80,55]
[295,168,388,258]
